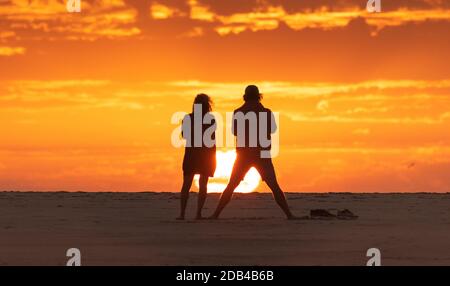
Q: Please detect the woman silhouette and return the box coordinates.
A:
[177,94,216,220]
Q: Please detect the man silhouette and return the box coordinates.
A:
[210,85,298,220]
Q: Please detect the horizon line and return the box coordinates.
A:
[1,191,449,195]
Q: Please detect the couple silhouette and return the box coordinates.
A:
[177,85,299,220]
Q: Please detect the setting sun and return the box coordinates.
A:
[194,150,261,193]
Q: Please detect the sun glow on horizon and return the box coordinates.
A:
[194,150,261,193]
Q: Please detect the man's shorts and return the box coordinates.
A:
[230,152,277,182]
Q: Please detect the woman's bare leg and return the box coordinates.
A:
[177,174,194,220]
[196,175,209,219]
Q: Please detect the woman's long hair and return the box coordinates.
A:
[192,93,213,114]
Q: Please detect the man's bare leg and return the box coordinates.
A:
[209,178,240,219]
[265,176,297,219]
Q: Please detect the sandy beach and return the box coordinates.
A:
[1,192,449,266]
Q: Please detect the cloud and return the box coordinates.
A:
[287,146,450,156]
[169,79,450,99]
[353,128,371,135]
[0,2,448,81]
[151,2,185,19]
[0,80,169,111]
[0,45,25,56]
[284,113,446,125]
[199,0,450,14]
[0,31,16,41]
[2,79,449,135]
[189,0,216,22]
[316,100,329,112]
[215,7,450,35]
[0,0,140,40]
[282,145,450,192]
[3,0,446,42]
[154,1,450,35]
[11,80,111,89]
[0,147,178,192]
[0,0,128,20]
[4,78,447,105]
[1,76,449,192]
[345,107,389,115]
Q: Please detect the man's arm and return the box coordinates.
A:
[232,111,237,136]
[270,110,277,134]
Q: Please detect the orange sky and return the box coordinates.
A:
[1,0,450,193]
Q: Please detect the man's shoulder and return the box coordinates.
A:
[233,103,272,114]
[257,106,273,115]
[233,104,246,114]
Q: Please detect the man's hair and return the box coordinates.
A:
[243,85,262,102]
[244,92,262,102]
